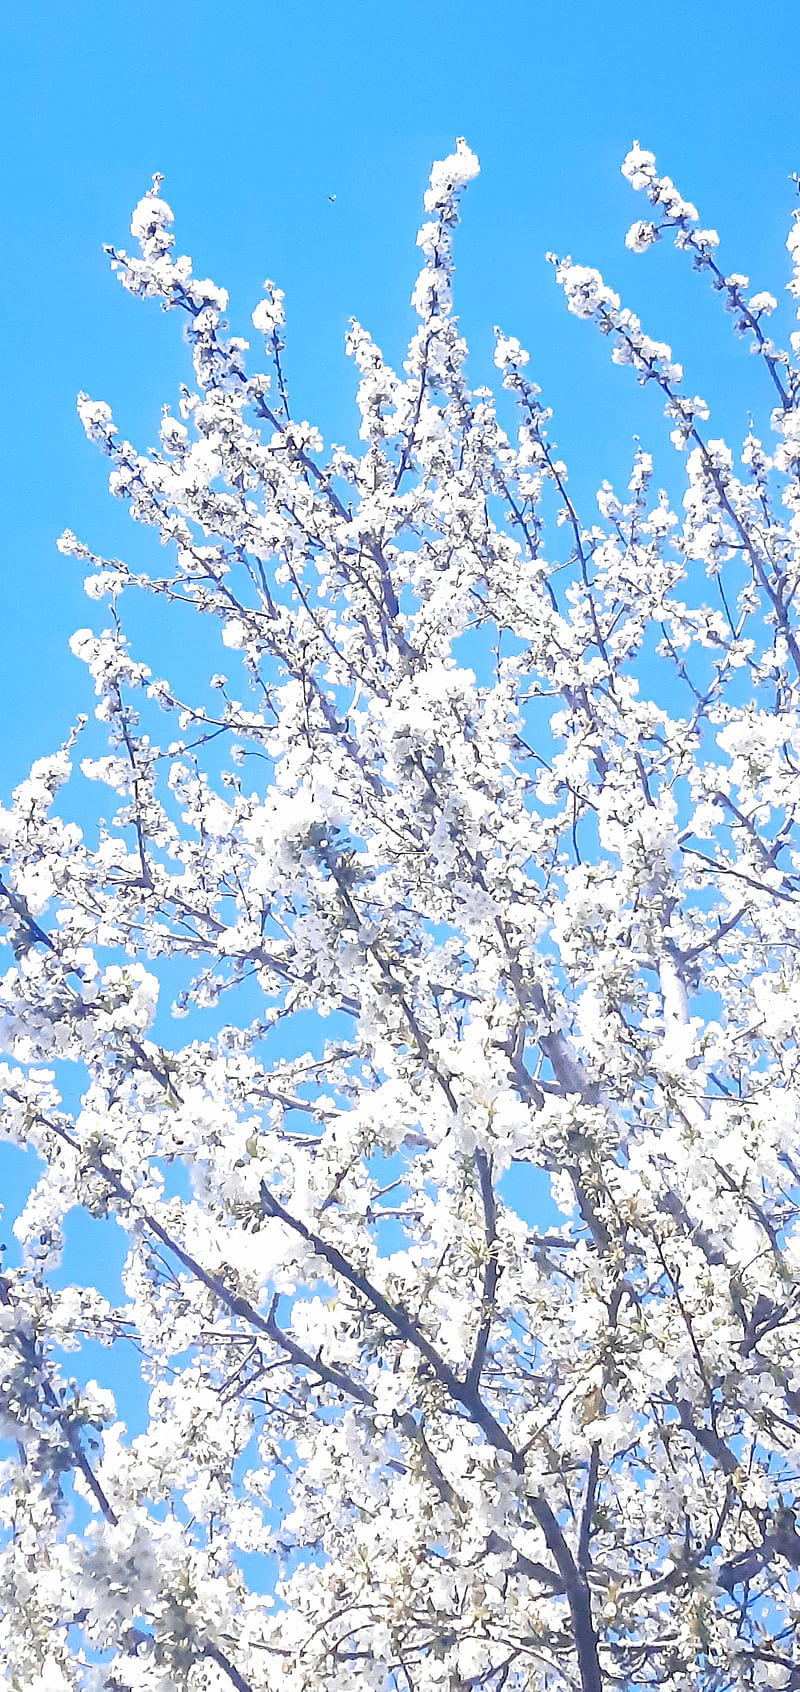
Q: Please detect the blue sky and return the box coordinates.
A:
[2,0,799,791]
[0,0,798,1559]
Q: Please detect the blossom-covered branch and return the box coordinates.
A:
[3,137,800,1691]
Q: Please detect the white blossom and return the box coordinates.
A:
[3,137,800,1692]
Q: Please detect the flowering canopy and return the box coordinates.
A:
[2,137,800,1692]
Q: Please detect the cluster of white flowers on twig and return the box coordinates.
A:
[3,141,800,1692]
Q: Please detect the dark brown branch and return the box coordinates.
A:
[204,1642,254,1692]
[467,1148,499,1392]
[578,1444,601,1573]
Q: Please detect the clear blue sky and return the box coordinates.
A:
[2,0,799,791]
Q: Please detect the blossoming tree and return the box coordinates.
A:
[3,136,800,1692]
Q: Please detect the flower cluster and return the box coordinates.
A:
[3,140,800,1692]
